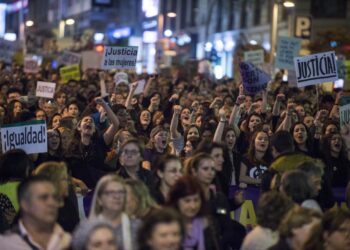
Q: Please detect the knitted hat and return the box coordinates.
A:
[114,72,129,86]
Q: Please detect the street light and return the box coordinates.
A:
[283,1,295,7]
[25,20,34,27]
[65,18,75,25]
[167,12,177,18]
[270,0,295,64]
[164,29,173,37]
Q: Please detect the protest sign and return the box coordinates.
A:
[275,36,301,70]
[243,50,264,69]
[133,79,146,95]
[239,61,271,94]
[101,46,138,70]
[59,50,81,65]
[36,81,56,98]
[340,96,350,128]
[0,38,16,63]
[294,51,338,87]
[1,120,47,154]
[59,64,81,83]
[24,57,39,73]
[81,50,103,71]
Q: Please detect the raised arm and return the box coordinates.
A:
[99,71,108,97]
[313,110,324,140]
[213,109,226,143]
[143,76,156,97]
[261,90,268,114]
[209,97,223,117]
[276,102,294,132]
[125,81,138,110]
[272,93,285,116]
[95,97,119,145]
[170,105,182,139]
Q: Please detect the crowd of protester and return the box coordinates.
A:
[0,59,350,250]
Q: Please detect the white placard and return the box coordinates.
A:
[294,51,338,88]
[1,120,47,154]
[36,81,56,99]
[132,79,146,95]
[244,50,264,69]
[101,46,138,70]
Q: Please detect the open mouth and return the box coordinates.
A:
[84,124,92,130]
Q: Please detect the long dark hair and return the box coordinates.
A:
[246,130,270,166]
[290,122,313,154]
[320,132,346,161]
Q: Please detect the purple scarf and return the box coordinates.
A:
[183,217,205,250]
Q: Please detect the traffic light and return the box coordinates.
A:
[95,44,104,53]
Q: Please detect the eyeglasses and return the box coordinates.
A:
[121,149,140,156]
[103,190,126,197]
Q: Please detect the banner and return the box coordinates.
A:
[294,51,338,87]
[239,61,271,94]
[59,64,81,83]
[229,186,347,229]
[1,120,47,154]
[59,50,81,66]
[24,57,39,73]
[101,46,138,70]
[244,50,264,69]
[36,81,56,99]
[230,186,259,230]
[0,38,16,63]
[275,36,301,70]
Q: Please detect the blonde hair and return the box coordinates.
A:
[32,161,69,204]
[89,174,133,250]
[89,174,126,219]
[279,206,322,238]
[124,179,159,219]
